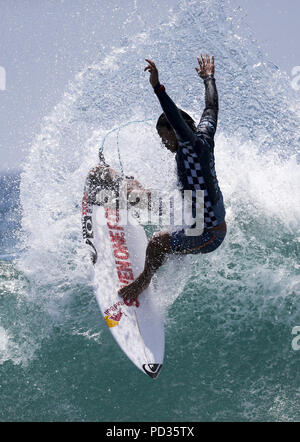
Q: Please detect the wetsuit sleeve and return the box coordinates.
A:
[154,83,196,144]
[196,75,219,139]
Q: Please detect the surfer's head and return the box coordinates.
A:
[156,110,196,153]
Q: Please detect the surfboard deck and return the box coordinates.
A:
[82,172,165,378]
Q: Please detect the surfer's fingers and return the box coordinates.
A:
[119,287,128,299]
[145,59,157,69]
[197,57,203,69]
[123,295,131,303]
[201,53,206,65]
[121,290,134,303]
[195,67,201,76]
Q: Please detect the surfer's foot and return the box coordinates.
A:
[118,272,151,302]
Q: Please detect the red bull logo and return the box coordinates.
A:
[104,309,124,328]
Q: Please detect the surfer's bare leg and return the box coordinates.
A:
[119,231,171,301]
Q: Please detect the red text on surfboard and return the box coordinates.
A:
[105,208,140,308]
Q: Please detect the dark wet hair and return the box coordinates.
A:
[156,110,196,133]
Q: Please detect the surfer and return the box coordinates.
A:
[119,54,226,302]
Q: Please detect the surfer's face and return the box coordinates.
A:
[157,127,178,153]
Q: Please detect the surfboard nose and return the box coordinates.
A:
[142,364,163,379]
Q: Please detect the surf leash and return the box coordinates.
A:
[99,119,154,178]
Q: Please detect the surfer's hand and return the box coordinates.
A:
[126,179,151,208]
[195,54,215,79]
[126,177,140,192]
[144,59,159,88]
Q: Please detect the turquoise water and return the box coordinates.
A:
[1,0,300,422]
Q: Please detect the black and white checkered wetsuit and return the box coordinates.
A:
[154,75,225,230]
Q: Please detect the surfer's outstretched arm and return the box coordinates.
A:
[195,54,219,137]
[144,59,196,144]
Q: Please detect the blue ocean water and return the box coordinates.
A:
[0,0,300,422]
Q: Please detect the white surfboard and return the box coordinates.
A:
[82,176,165,378]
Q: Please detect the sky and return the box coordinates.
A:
[0,0,299,173]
